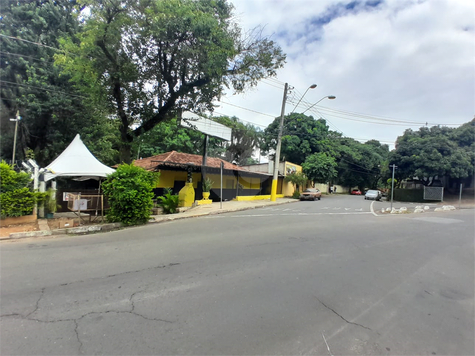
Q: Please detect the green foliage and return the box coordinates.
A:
[0,161,41,217]
[212,116,263,165]
[262,114,340,165]
[284,172,307,191]
[302,152,337,183]
[0,0,119,166]
[202,177,213,192]
[102,164,159,225]
[292,191,301,199]
[390,120,474,185]
[55,0,285,163]
[156,188,180,214]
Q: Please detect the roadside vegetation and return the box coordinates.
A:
[1,0,473,218]
[102,164,159,226]
[0,161,45,218]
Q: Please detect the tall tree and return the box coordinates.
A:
[55,0,286,163]
[212,116,262,165]
[0,0,118,166]
[262,113,340,165]
[302,152,337,184]
[390,122,474,186]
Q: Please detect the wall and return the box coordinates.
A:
[155,169,272,201]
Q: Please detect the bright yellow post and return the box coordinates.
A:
[270,179,278,201]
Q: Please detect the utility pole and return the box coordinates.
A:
[390,164,397,210]
[10,110,20,167]
[270,82,288,201]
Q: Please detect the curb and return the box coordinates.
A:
[2,200,297,240]
[4,222,123,240]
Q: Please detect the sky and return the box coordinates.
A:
[212,0,475,154]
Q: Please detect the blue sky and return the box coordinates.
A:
[213,0,474,156]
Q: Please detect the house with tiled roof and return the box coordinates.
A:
[133,151,277,201]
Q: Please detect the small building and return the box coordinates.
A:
[133,151,274,201]
[241,161,305,197]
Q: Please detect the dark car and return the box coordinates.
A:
[364,189,382,201]
[300,188,321,201]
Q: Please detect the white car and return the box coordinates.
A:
[364,190,382,201]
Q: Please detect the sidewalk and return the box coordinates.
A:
[3,198,297,240]
[151,198,296,223]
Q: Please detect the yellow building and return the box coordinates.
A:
[241,161,306,197]
[133,151,273,201]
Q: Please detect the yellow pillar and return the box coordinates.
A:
[270,179,278,201]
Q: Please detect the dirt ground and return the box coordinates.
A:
[0,217,81,238]
[0,221,39,237]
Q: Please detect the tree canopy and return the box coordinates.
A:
[262,113,389,189]
[390,120,474,185]
[55,0,285,163]
[0,0,119,166]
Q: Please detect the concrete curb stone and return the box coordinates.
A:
[3,199,297,240]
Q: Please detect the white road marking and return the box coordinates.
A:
[206,212,372,218]
[370,201,378,217]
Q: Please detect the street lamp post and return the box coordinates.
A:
[10,110,21,167]
[301,95,336,115]
[290,84,317,114]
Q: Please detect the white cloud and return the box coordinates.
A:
[215,0,475,152]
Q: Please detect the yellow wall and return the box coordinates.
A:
[157,170,202,189]
[157,170,264,191]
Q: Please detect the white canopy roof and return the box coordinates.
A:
[44,134,115,181]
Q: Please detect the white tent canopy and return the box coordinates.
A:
[44,134,115,182]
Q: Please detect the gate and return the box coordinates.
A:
[423,186,444,201]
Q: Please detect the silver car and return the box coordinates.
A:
[364,189,382,201]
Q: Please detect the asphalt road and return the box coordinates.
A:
[1,196,473,355]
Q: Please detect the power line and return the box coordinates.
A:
[0,33,64,52]
[218,100,276,118]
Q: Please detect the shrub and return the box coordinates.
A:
[157,188,179,214]
[102,164,159,226]
[0,161,43,218]
[292,191,301,199]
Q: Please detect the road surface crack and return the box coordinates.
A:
[57,263,181,287]
[74,319,83,354]
[316,297,373,331]
[25,288,45,318]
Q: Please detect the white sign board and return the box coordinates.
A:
[73,199,88,211]
[180,112,232,141]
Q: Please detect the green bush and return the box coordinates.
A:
[0,161,43,218]
[102,164,159,226]
[157,188,179,214]
[292,191,301,199]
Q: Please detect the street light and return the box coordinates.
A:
[290,84,317,114]
[301,95,336,115]
[10,110,21,167]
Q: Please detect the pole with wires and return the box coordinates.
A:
[270,83,288,202]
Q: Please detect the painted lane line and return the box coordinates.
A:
[370,200,378,217]
[205,212,373,218]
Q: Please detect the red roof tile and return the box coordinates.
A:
[133,151,250,172]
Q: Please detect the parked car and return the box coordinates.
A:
[364,189,382,201]
[299,188,321,201]
[350,189,362,195]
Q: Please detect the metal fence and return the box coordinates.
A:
[423,186,444,201]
